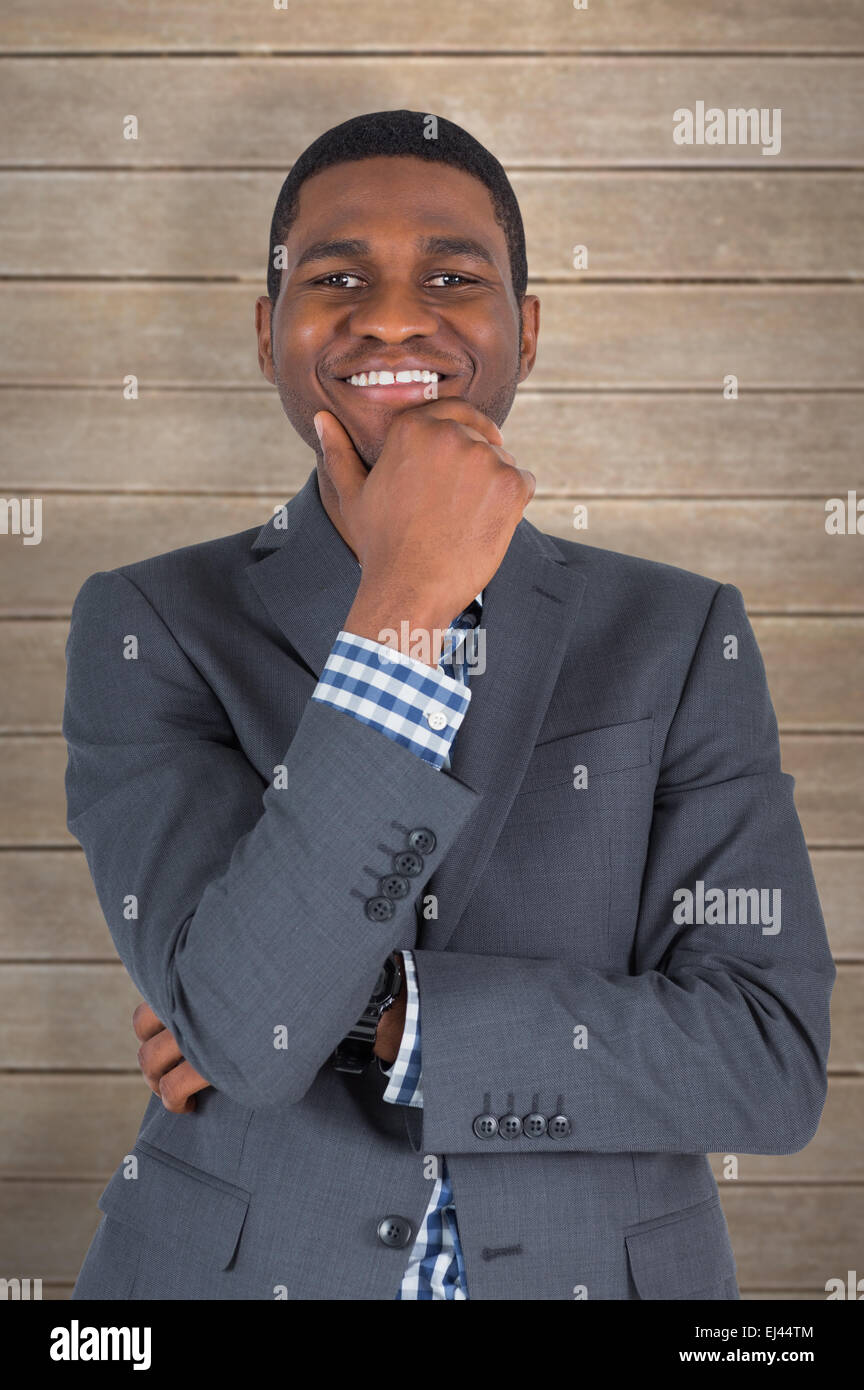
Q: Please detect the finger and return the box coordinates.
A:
[137,1028,184,1095]
[159,1061,211,1115]
[313,410,367,512]
[410,397,504,449]
[132,1000,164,1043]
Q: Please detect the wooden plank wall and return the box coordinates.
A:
[0,1,862,1300]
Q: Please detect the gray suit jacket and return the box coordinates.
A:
[64,465,835,1300]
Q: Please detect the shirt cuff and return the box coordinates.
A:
[310,631,470,770]
[378,949,423,1108]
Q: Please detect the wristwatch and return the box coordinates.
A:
[332,952,404,1075]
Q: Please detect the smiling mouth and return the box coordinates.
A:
[342,369,445,388]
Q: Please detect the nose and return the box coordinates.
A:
[346,280,439,342]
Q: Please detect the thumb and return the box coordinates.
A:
[314,410,366,512]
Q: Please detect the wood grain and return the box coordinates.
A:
[3,1,862,54]
[1,284,859,389]
[2,496,863,616]
[0,0,859,1301]
[3,390,862,497]
[3,172,862,279]
[1,60,861,168]
[722,1186,864,1291]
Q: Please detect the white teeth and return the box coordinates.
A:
[346,370,440,387]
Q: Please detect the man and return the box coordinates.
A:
[64,109,835,1301]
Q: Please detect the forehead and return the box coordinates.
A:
[287,155,506,257]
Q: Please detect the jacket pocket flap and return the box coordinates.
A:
[97,1138,251,1270]
[625,1196,737,1300]
[517,716,654,797]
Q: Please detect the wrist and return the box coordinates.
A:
[345,586,454,668]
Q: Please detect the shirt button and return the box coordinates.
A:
[377,1215,413,1248]
[424,708,449,731]
[473,1114,499,1139]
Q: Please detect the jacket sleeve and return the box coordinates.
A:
[62,568,479,1110]
[411,583,836,1157]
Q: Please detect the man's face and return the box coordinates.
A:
[255,155,539,467]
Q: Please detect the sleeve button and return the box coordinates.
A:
[365,896,396,922]
[408,828,436,854]
[378,875,410,900]
[498,1114,523,1138]
[393,851,424,876]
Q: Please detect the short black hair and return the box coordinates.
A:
[266,109,527,307]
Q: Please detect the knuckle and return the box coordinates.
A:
[159,1077,180,1112]
[498,459,524,491]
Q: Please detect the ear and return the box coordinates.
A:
[254,295,276,385]
[517,294,540,383]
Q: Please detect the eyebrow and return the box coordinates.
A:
[418,235,495,266]
[293,234,496,270]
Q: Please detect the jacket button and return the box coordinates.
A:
[548,1114,571,1139]
[378,874,410,900]
[365,896,395,922]
[473,1114,499,1138]
[523,1112,548,1138]
[377,1215,413,1248]
[499,1114,523,1138]
[408,828,436,854]
[393,851,424,877]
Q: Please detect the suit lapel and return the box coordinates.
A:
[245,464,588,955]
[245,467,363,678]
[417,524,586,952]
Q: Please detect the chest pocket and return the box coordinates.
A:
[479,715,655,964]
[513,715,654,803]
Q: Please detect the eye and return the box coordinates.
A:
[426,273,477,287]
[315,272,366,288]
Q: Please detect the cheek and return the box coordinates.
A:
[275,301,328,366]
[462,312,518,373]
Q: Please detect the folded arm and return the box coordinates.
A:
[63,569,478,1110]
[411,584,836,1156]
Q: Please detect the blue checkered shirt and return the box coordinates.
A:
[310,594,483,1299]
